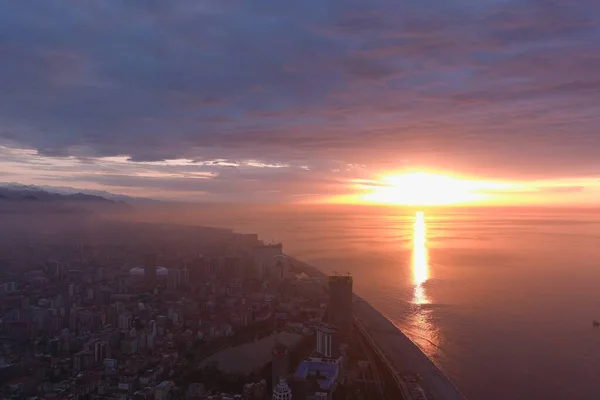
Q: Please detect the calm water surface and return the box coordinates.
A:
[190,207,600,399]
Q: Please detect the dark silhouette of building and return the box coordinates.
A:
[288,376,308,400]
[328,273,353,336]
[94,341,110,364]
[190,255,205,284]
[272,342,289,389]
[144,254,158,287]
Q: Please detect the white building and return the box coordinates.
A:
[316,323,340,359]
[273,378,292,400]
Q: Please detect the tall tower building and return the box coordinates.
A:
[94,341,110,364]
[180,268,190,287]
[208,257,220,278]
[273,378,292,400]
[168,269,182,290]
[272,343,289,388]
[144,254,158,287]
[190,255,205,284]
[328,273,353,336]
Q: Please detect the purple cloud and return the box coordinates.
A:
[1,0,600,199]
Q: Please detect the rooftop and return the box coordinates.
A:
[294,360,339,391]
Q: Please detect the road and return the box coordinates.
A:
[354,298,465,400]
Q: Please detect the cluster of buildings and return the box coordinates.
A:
[267,273,354,400]
[0,219,362,400]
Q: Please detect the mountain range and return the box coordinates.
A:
[0,183,154,203]
[0,183,141,213]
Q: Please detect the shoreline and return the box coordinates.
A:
[289,256,465,399]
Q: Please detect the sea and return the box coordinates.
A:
[176,205,600,399]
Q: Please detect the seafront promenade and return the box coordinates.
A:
[354,298,465,400]
[291,256,465,400]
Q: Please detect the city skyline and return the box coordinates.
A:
[2,1,600,205]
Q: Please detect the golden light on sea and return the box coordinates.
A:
[406,210,441,358]
[412,210,430,304]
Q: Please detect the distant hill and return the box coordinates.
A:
[0,185,132,214]
[0,182,156,204]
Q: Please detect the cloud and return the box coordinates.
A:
[1,0,600,200]
[479,185,586,195]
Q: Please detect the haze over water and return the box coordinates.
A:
[184,206,600,400]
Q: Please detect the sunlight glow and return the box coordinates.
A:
[363,172,484,206]
[301,171,600,207]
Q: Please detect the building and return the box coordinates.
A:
[273,379,293,400]
[168,269,182,290]
[134,387,155,400]
[272,343,289,389]
[73,350,92,371]
[252,243,283,279]
[121,337,138,355]
[129,266,169,277]
[119,312,133,331]
[104,358,118,375]
[190,255,205,283]
[208,257,221,278]
[294,358,340,400]
[186,383,206,399]
[243,380,267,400]
[328,273,353,336]
[155,380,174,400]
[93,341,110,364]
[223,255,242,281]
[316,324,340,359]
[181,268,190,287]
[144,254,158,286]
[274,256,288,282]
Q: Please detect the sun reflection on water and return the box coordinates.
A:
[412,211,430,304]
[408,211,441,358]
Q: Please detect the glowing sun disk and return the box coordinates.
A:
[362,172,482,206]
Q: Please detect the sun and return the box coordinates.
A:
[361,172,483,206]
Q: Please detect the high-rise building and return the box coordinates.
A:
[275,257,286,281]
[224,255,242,281]
[73,350,92,371]
[328,273,353,336]
[190,255,205,283]
[181,268,190,287]
[144,254,158,286]
[316,323,340,359]
[272,343,289,388]
[273,379,292,400]
[253,243,283,279]
[94,341,110,364]
[168,269,182,290]
[208,257,220,278]
[119,312,133,331]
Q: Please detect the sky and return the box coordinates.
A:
[1,0,600,204]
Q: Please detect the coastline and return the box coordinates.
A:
[289,256,465,400]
